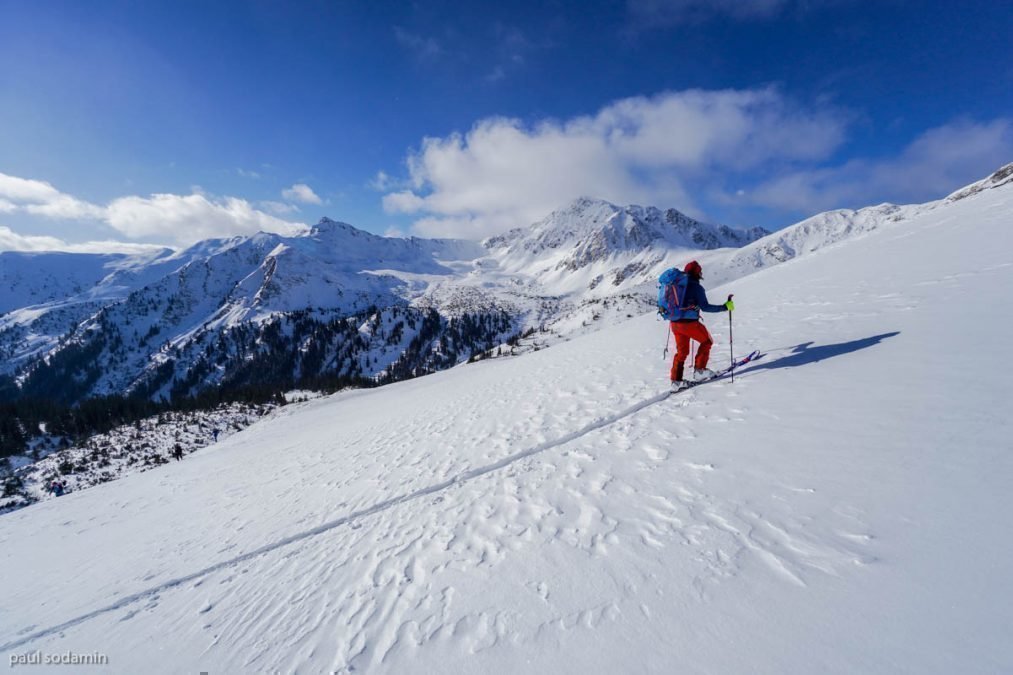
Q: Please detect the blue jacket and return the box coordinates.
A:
[673,278,727,322]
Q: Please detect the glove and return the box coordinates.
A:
[725,299,735,311]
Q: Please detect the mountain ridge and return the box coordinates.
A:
[2,166,1009,410]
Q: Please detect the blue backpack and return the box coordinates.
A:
[657,267,696,321]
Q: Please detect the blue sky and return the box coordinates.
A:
[1,0,1011,249]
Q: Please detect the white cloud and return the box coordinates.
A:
[282,183,323,205]
[57,240,173,255]
[0,171,308,246]
[744,119,1013,214]
[0,225,169,254]
[0,172,64,203]
[23,194,105,220]
[382,191,427,214]
[383,88,846,238]
[0,226,69,252]
[369,170,398,192]
[105,193,305,242]
[0,172,106,220]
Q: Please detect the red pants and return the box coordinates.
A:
[670,321,713,381]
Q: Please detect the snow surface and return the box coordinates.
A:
[1,179,1012,673]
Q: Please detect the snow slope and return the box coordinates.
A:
[1,178,1012,673]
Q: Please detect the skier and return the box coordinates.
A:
[48,480,66,497]
[172,444,184,461]
[669,260,735,390]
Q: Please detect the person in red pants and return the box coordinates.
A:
[669,260,735,390]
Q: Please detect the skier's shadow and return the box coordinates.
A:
[741,331,900,373]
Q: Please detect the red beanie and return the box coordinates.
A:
[684,260,702,279]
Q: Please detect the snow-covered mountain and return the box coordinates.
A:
[0,203,766,404]
[486,197,766,275]
[0,221,501,402]
[3,166,1010,408]
[1,161,1010,673]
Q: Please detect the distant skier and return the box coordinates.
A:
[212,428,220,443]
[665,260,735,390]
[172,444,184,461]
[48,480,67,497]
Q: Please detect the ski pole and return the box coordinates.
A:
[727,294,735,382]
[663,324,671,359]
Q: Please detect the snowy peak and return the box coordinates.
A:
[285,218,484,271]
[486,197,768,273]
[946,162,1013,202]
[307,217,383,246]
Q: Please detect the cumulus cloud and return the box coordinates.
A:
[0,172,104,220]
[382,88,846,238]
[23,194,105,220]
[106,193,305,242]
[0,171,306,246]
[743,118,1013,214]
[281,183,323,205]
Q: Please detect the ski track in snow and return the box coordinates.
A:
[0,343,875,672]
[2,362,765,653]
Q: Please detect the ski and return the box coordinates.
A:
[668,349,760,394]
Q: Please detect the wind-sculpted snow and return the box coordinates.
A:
[0,384,688,653]
[1,177,1011,672]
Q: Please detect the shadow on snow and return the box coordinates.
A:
[740,332,900,374]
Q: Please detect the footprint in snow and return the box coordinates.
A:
[643,445,669,462]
